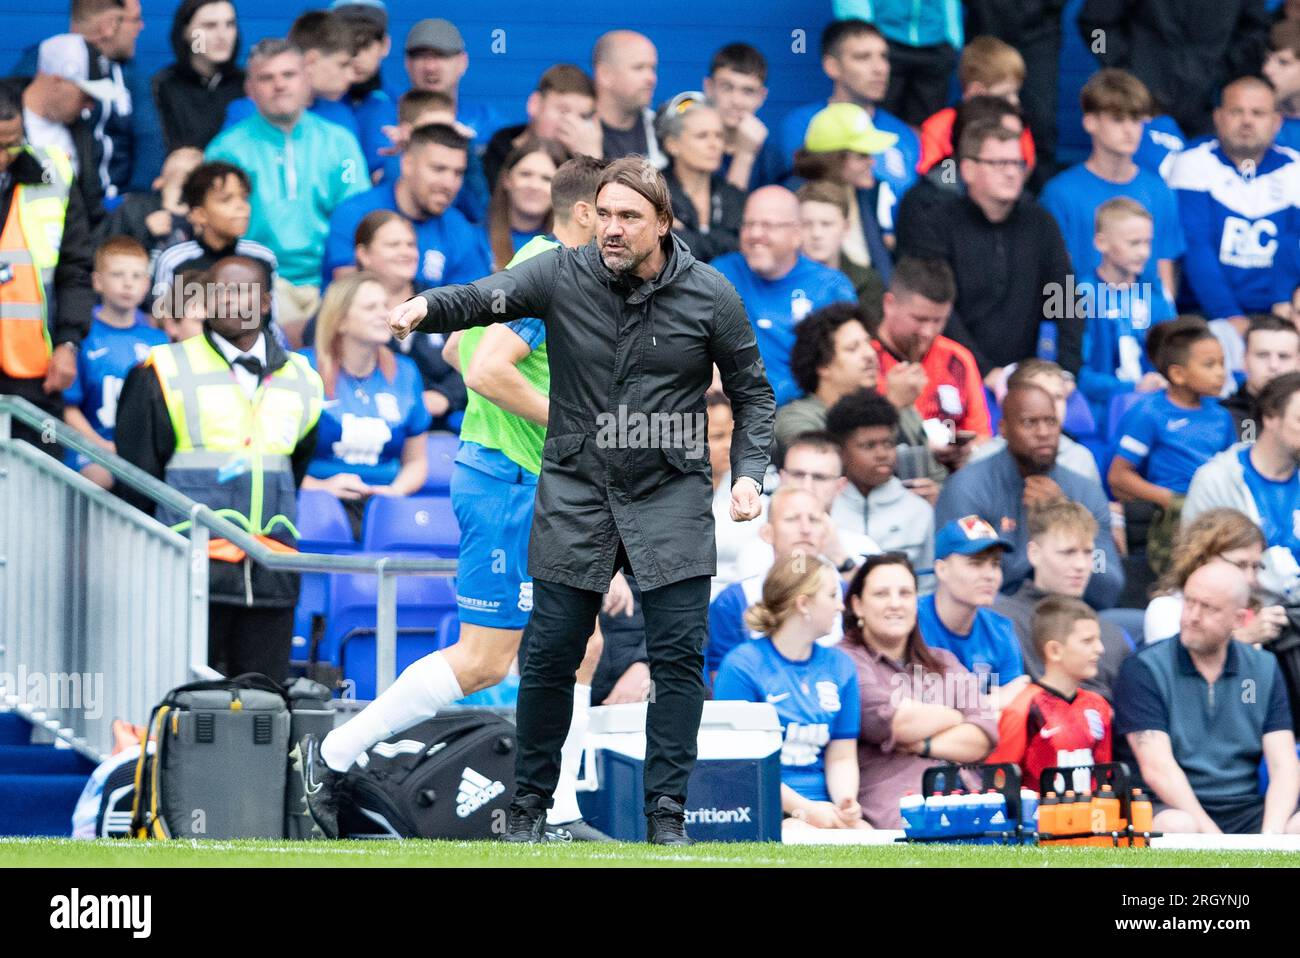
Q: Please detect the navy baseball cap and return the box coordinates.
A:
[934,516,1014,560]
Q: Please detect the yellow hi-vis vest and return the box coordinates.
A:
[0,146,73,379]
[146,334,323,542]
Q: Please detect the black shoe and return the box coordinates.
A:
[502,793,548,843]
[646,796,693,846]
[297,733,345,840]
[548,818,614,842]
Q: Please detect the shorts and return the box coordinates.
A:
[1152,795,1268,835]
[450,460,536,630]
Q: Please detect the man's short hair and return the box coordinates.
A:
[1245,313,1300,350]
[958,118,1020,160]
[596,156,672,225]
[784,430,842,463]
[1006,358,1065,390]
[951,95,1022,156]
[398,89,453,125]
[71,0,122,24]
[1030,595,1098,659]
[288,11,353,56]
[1027,498,1098,543]
[181,161,251,211]
[958,36,1025,89]
[790,302,874,395]
[1080,68,1156,120]
[890,257,956,305]
[1147,315,1215,377]
[1094,196,1152,235]
[709,42,767,82]
[766,483,822,522]
[94,234,148,270]
[821,19,883,59]
[340,14,385,51]
[1257,370,1300,421]
[408,122,470,156]
[537,63,596,99]
[825,388,899,442]
[247,38,300,70]
[550,154,607,220]
[796,180,850,218]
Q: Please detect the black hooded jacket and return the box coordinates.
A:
[414,233,776,592]
[151,0,246,152]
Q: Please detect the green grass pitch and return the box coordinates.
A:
[1,837,1294,867]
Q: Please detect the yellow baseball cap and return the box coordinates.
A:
[803,103,899,156]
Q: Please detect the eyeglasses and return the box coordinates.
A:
[965,156,1027,172]
[1215,554,1265,574]
[740,220,798,233]
[664,90,707,115]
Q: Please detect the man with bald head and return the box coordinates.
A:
[1169,77,1300,369]
[713,187,857,405]
[592,30,662,164]
[935,382,1124,608]
[1116,562,1300,834]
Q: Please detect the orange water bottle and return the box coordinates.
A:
[1037,791,1059,843]
[1093,785,1121,847]
[1130,787,1153,848]
[1060,790,1079,844]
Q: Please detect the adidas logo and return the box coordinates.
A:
[456,766,505,818]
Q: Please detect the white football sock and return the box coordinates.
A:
[320,651,464,773]
[547,683,592,825]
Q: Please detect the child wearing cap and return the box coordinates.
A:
[1076,197,1176,429]
[918,515,1028,706]
[989,595,1113,793]
[792,102,899,276]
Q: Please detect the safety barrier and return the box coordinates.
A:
[0,395,455,761]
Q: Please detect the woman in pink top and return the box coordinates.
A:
[840,554,998,827]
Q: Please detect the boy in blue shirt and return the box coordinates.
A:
[63,237,168,489]
[333,0,398,179]
[919,516,1026,707]
[1078,197,1176,427]
[1041,70,1184,298]
[1109,317,1235,572]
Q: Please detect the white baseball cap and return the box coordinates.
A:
[37,34,118,103]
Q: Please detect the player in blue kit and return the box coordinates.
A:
[63,237,168,489]
[712,554,867,831]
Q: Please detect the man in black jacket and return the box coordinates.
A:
[1079,0,1271,140]
[388,156,776,844]
[897,119,1077,388]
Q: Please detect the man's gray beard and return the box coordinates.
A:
[601,245,648,275]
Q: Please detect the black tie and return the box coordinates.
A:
[233,355,263,379]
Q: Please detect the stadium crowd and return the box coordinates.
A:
[8,0,1300,838]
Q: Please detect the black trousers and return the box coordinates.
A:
[883,41,959,128]
[208,604,294,682]
[515,545,709,814]
[0,372,64,459]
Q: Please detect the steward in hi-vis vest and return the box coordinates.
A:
[116,257,323,681]
[0,98,96,448]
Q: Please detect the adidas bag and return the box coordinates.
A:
[130,673,291,840]
[340,711,516,840]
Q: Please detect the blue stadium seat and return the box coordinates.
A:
[320,570,459,698]
[296,489,356,552]
[421,432,459,495]
[362,495,460,556]
[985,387,1000,434]
[1063,388,1096,438]
[1107,391,1144,443]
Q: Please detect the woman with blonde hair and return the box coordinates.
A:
[1144,508,1285,645]
[299,271,431,537]
[712,554,869,831]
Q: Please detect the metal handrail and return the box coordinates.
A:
[0,395,457,695]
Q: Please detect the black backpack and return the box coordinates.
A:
[339,711,517,840]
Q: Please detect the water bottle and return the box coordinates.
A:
[900,793,925,835]
[1019,788,1038,833]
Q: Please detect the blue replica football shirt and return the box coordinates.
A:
[1115,391,1236,495]
[712,637,860,803]
[918,593,1024,693]
[1240,447,1300,562]
[299,347,433,486]
[64,309,168,440]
